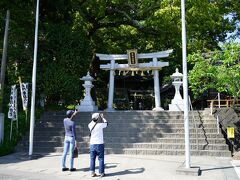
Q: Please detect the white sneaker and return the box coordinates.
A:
[91,172,97,177]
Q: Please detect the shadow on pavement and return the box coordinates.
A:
[78,163,118,172]
[0,153,44,164]
[106,167,145,177]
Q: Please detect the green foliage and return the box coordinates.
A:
[37,22,93,106]
[0,141,15,156]
[0,2,93,108]
[188,42,240,99]
[0,108,43,156]
[0,0,240,109]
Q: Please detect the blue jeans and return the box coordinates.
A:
[62,136,75,169]
[90,144,105,174]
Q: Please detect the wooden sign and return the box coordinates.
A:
[127,49,138,67]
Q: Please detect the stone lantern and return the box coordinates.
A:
[169,68,184,111]
[76,72,98,112]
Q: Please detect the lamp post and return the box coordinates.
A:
[181,0,190,168]
[29,0,40,156]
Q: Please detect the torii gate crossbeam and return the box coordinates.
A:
[96,49,173,111]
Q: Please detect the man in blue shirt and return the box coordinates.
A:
[62,110,77,172]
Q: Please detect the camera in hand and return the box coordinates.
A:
[93,113,104,123]
[98,113,104,123]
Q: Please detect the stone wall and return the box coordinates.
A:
[214,107,240,150]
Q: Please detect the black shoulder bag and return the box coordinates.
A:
[89,122,98,137]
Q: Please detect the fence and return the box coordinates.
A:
[207,99,240,108]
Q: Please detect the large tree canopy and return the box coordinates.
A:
[188,42,240,100]
[0,0,239,108]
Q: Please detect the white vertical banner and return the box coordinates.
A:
[8,85,18,120]
[20,82,28,111]
[8,85,18,141]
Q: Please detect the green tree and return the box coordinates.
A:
[71,0,238,78]
[188,42,240,103]
[38,23,92,104]
[1,0,240,108]
[0,0,92,107]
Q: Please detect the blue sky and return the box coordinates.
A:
[225,14,240,43]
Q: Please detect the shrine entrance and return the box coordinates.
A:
[128,89,154,110]
[96,49,173,111]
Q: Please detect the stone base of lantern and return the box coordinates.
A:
[105,107,115,112]
[169,103,184,111]
[169,97,184,111]
[76,101,98,112]
[152,107,165,111]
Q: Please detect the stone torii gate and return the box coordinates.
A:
[96,49,173,111]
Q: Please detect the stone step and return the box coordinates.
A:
[24,141,228,151]
[36,122,218,129]
[103,148,232,157]
[34,124,219,132]
[25,135,225,145]
[17,110,230,157]
[26,137,227,145]
[26,132,224,142]
[33,128,221,136]
[41,111,213,118]
[41,113,216,121]
[41,116,217,122]
[42,111,202,116]
[19,146,231,157]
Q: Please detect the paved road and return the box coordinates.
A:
[0,153,239,180]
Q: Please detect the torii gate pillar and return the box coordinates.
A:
[152,57,164,111]
[106,60,115,111]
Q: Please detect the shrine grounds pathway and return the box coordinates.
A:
[0,153,240,180]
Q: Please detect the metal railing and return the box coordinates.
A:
[188,96,199,150]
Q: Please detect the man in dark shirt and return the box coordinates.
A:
[61,110,77,172]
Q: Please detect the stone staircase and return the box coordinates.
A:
[17,110,231,156]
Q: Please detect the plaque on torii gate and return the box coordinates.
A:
[96,49,173,111]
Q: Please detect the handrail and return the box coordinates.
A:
[208,95,218,115]
[188,96,199,150]
[216,115,220,134]
[207,99,240,108]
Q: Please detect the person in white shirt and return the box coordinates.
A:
[88,113,108,177]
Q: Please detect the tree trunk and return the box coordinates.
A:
[0,10,10,112]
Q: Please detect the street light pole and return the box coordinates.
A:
[181,0,190,168]
[29,0,40,156]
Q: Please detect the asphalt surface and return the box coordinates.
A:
[0,152,239,180]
